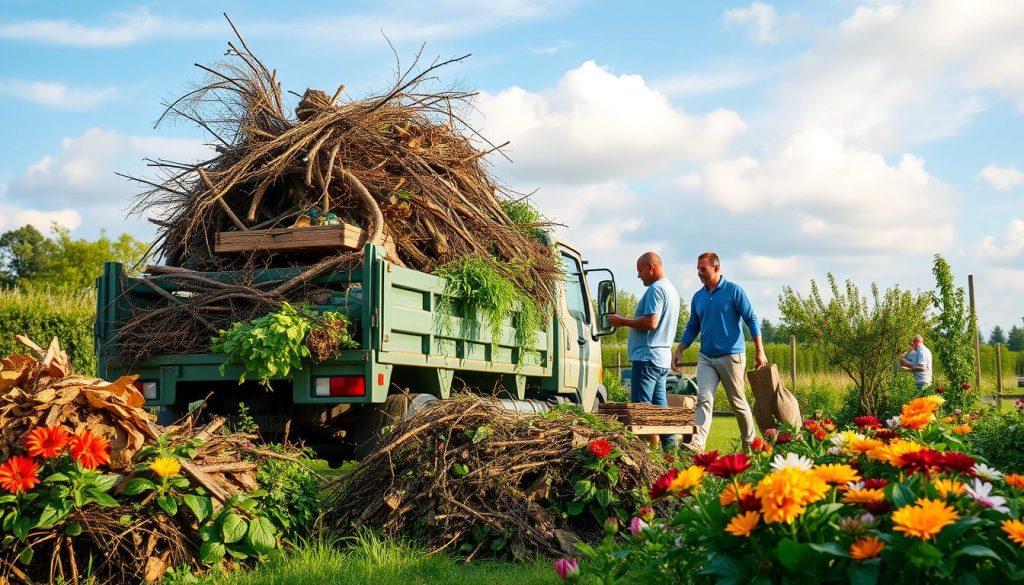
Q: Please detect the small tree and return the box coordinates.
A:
[779,274,931,416]
[988,325,1007,346]
[1009,324,1024,352]
[930,255,977,412]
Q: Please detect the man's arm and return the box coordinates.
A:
[672,304,700,370]
[736,287,767,368]
[607,313,659,330]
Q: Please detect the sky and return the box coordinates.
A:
[1,0,1022,334]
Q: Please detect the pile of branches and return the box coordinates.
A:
[0,336,309,583]
[122,17,558,357]
[598,402,696,427]
[324,394,665,559]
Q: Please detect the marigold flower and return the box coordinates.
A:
[892,499,959,540]
[1003,519,1024,547]
[842,488,887,505]
[813,428,828,441]
[867,439,925,466]
[69,429,111,470]
[724,510,760,537]
[940,416,955,424]
[1005,473,1024,490]
[951,424,972,435]
[897,448,945,475]
[873,428,901,443]
[692,450,719,468]
[0,456,40,494]
[755,468,829,524]
[849,437,884,455]
[899,413,933,430]
[803,419,819,432]
[707,454,751,478]
[149,457,181,478]
[939,452,976,475]
[934,478,965,498]
[831,431,863,448]
[720,482,754,506]
[749,438,772,453]
[588,438,613,458]
[854,416,881,430]
[649,468,678,499]
[25,426,70,459]
[849,536,885,560]
[668,465,705,493]
[813,463,861,486]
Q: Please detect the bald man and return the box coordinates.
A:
[608,252,680,445]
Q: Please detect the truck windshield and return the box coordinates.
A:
[560,252,590,325]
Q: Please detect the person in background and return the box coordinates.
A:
[607,252,680,447]
[672,252,766,452]
[901,334,933,390]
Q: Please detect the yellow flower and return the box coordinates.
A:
[724,510,760,537]
[934,479,965,498]
[1005,473,1024,490]
[668,465,705,493]
[813,464,861,486]
[849,437,884,455]
[892,499,959,540]
[867,439,926,466]
[842,488,886,505]
[149,457,181,478]
[849,536,884,560]
[720,482,753,507]
[1003,519,1024,547]
[951,424,972,435]
[755,468,830,524]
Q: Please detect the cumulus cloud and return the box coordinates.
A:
[0,79,117,110]
[980,164,1024,191]
[473,61,747,183]
[0,6,217,47]
[738,253,802,279]
[723,2,780,44]
[980,219,1024,265]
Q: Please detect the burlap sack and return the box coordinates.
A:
[746,364,802,433]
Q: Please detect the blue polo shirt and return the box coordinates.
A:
[627,278,680,368]
[679,276,760,358]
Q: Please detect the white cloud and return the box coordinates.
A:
[532,40,572,54]
[0,79,117,110]
[738,253,802,279]
[980,164,1024,191]
[654,67,773,96]
[474,61,747,182]
[0,6,217,47]
[723,2,779,44]
[980,219,1024,265]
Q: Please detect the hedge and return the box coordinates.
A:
[0,289,96,375]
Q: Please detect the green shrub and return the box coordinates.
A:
[793,379,844,419]
[0,288,95,374]
[971,406,1024,473]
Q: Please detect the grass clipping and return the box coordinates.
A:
[324,394,664,559]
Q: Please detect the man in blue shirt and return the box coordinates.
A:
[900,334,933,390]
[608,252,680,445]
[672,252,767,451]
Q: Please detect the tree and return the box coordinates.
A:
[0,224,57,287]
[779,274,931,416]
[930,255,977,412]
[989,325,1007,346]
[1009,325,1024,352]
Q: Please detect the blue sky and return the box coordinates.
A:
[1,1,1022,334]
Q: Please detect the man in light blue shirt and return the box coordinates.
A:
[900,334,933,390]
[608,252,680,445]
[672,252,766,451]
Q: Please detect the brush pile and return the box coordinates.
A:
[598,402,696,427]
[120,19,558,358]
[324,394,666,559]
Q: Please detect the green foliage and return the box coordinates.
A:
[930,255,977,413]
[434,256,542,361]
[1008,325,1024,352]
[779,273,932,416]
[971,406,1024,473]
[499,199,545,242]
[0,288,96,375]
[793,379,845,420]
[0,224,149,293]
[212,303,355,386]
[254,446,321,542]
[989,325,1007,346]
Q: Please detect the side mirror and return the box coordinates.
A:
[597,279,616,336]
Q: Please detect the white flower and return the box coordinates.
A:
[770,452,814,472]
[846,481,865,491]
[827,447,842,456]
[886,416,901,429]
[831,431,864,447]
[964,478,1010,514]
[972,463,1004,482]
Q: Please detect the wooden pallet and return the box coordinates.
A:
[215,223,366,254]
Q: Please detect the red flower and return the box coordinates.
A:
[862,477,889,490]
[25,426,70,459]
[750,438,772,453]
[0,456,41,494]
[961,382,971,390]
[707,454,751,478]
[897,449,944,475]
[804,420,819,432]
[864,500,891,515]
[664,455,675,464]
[588,438,613,458]
[638,506,655,522]
[874,429,900,443]
[936,386,945,394]
[693,450,720,468]
[854,416,881,430]
[650,469,678,499]
[939,452,976,475]
[738,493,762,512]
[776,432,793,444]
[813,429,827,441]
[70,429,110,470]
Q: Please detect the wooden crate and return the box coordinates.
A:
[215,224,365,254]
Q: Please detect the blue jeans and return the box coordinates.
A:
[630,360,676,447]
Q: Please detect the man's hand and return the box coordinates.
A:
[672,346,686,371]
[607,314,626,328]
[755,348,768,369]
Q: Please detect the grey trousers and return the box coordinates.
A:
[692,352,757,450]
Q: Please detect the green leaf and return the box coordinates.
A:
[847,558,881,585]
[808,542,848,558]
[64,522,82,536]
[199,525,219,543]
[36,504,63,529]
[123,477,156,496]
[566,501,585,516]
[183,494,212,523]
[93,473,122,492]
[776,538,811,573]
[891,484,916,508]
[246,516,277,554]
[952,544,1002,563]
[699,555,746,579]
[17,546,33,565]
[13,516,30,541]
[199,541,226,565]
[169,476,190,490]
[595,488,612,508]
[43,472,69,483]
[157,494,178,516]
[0,494,15,505]
[88,489,119,508]
[221,512,248,544]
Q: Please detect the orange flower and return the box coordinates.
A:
[0,456,41,494]
[25,426,70,459]
[849,536,884,560]
[900,413,933,430]
[1005,474,1024,490]
[867,439,925,466]
[842,488,887,505]
[1003,519,1024,547]
[69,429,110,469]
[849,437,884,455]
[934,478,965,498]
[892,499,958,540]
[951,424,972,435]
[724,511,760,537]
[668,465,705,493]
[720,482,754,506]
[813,464,861,486]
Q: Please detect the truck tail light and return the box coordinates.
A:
[314,376,366,397]
[132,380,159,400]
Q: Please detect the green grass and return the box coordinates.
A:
[199,530,556,585]
[705,414,741,453]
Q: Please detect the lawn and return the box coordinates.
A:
[704,413,741,453]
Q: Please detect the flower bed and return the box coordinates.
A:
[565,395,1024,583]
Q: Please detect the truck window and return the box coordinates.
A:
[560,253,590,325]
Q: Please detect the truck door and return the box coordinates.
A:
[558,251,598,404]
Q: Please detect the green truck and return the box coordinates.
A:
[95,237,618,458]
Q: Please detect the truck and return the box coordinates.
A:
[95,237,618,459]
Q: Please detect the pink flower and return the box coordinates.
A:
[629,516,649,537]
[553,558,579,582]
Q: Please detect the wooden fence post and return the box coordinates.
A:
[616,348,622,380]
[969,274,981,392]
[996,342,1003,411]
[790,335,797,391]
